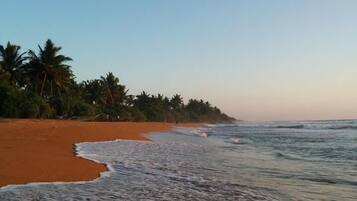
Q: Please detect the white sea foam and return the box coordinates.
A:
[231,138,240,144]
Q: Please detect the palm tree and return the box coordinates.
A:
[25,39,73,97]
[170,94,183,111]
[100,72,128,107]
[134,91,150,110]
[0,42,26,85]
[82,79,104,105]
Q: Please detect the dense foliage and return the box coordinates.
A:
[0,40,235,123]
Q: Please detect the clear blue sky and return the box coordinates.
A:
[1,0,357,121]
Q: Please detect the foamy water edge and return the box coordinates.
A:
[0,127,205,191]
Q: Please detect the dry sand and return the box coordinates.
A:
[0,119,200,187]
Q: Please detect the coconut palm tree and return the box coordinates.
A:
[100,72,128,107]
[134,91,150,110]
[170,94,183,110]
[0,42,27,85]
[25,39,73,97]
[81,79,104,105]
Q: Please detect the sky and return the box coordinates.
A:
[1,0,357,121]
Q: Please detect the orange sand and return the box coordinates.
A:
[0,119,200,187]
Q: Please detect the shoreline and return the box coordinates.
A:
[0,119,201,188]
[1,138,151,190]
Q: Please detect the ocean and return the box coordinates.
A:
[1,120,356,200]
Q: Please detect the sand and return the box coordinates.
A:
[0,119,200,187]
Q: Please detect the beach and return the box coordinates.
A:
[0,120,356,200]
[0,119,199,187]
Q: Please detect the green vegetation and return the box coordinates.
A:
[0,39,235,123]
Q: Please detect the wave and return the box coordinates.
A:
[298,177,357,186]
[234,119,357,130]
[328,125,357,130]
[230,138,240,144]
[170,127,208,137]
[275,124,357,130]
[274,152,307,161]
[188,129,209,138]
[197,132,208,138]
[275,125,304,129]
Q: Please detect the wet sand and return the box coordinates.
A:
[0,119,200,187]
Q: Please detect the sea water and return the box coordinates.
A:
[1,120,356,201]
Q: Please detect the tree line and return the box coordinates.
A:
[0,39,235,123]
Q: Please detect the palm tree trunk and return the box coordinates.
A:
[9,72,15,86]
[107,89,114,106]
[110,91,114,106]
[50,80,53,97]
[40,73,47,97]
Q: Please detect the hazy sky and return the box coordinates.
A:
[1,0,357,121]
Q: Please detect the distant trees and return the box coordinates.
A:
[184,99,231,122]
[0,39,235,123]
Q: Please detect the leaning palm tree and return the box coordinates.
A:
[0,42,27,85]
[25,39,73,97]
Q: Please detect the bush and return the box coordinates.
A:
[0,81,54,118]
[19,93,55,118]
[120,107,147,122]
[49,95,96,118]
[94,106,147,122]
[0,81,23,117]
